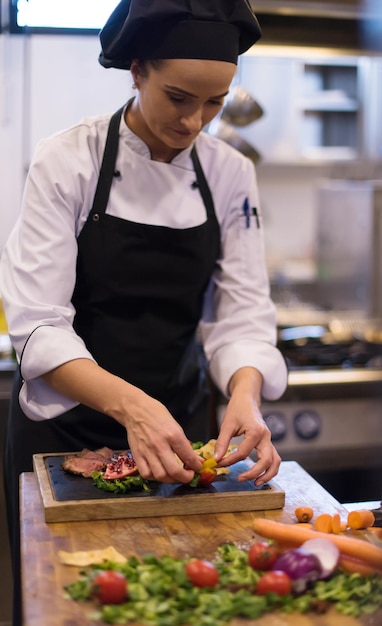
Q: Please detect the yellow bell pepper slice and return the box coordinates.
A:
[200,457,217,471]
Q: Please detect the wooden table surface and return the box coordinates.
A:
[20,461,380,626]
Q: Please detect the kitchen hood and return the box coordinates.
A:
[250,0,382,52]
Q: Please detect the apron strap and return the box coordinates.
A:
[191,146,221,258]
[89,104,125,217]
[190,146,216,220]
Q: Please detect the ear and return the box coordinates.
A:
[130,60,141,89]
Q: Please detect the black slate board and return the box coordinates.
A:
[46,455,271,502]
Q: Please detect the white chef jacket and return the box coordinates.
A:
[0,109,288,420]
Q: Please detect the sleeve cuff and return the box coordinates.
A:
[20,325,96,380]
[209,340,288,401]
[19,378,80,421]
[18,325,97,420]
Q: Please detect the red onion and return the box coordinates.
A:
[301,538,340,578]
[271,548,322,593]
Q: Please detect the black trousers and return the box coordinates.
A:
[4,369,211,626]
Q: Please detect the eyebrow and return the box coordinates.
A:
[164,84,229,99]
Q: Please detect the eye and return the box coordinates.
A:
[167,92,187,103]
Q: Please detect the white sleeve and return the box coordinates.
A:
[199,156,288,401]
[0,134,98,420]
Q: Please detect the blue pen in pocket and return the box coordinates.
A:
[243,197,250,228]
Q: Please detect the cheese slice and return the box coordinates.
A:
[58,545,126,566]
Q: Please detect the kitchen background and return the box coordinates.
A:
[1,1,382,624]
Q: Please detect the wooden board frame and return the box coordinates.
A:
[33,452,285,523]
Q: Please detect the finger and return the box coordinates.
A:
[140,459,195,484]
[170,466,197,485]
[216,448,242,467]
[238,451,281,485]
[172,440,204,473]
[213,431,233,462]
[138,447,196,484]
[216,437,254,467]
[134,455,152,480]
[160,456,197,484]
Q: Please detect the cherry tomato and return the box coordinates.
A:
[91,570,127,604]
[248,541,278,571]
[256,571,292,596]
[198,468,217,487]
[185,559,220,587]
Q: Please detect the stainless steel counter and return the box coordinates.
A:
[289,367,382,387]
[284,367,382,403]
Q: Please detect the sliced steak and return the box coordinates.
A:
[62,448,113,478]
[94,447,115,460]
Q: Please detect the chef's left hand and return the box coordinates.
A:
[213,367,281,486]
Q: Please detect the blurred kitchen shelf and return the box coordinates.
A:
[300,146,358,160]
[275,306,368,327]
[299,60,360,156]
[288,368,382,387]
[239,52,382,163]
[298,91,358,112]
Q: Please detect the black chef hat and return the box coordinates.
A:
[99,0,261,70]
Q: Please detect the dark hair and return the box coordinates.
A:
[134,59,166,77]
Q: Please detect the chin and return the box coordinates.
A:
[172,136,194,149]
[164,130,195,147]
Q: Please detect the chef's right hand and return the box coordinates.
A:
[117,390,203,484]
[43,359,203,484]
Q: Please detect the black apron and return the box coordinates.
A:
[4,105,220,626]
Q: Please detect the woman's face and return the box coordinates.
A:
[129,58,236,158]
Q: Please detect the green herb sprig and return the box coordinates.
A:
[91,471,151,494]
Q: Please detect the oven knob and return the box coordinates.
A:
[293,410,321,440]
[263,411,287,442]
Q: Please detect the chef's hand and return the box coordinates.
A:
[213,367,281,486]
[121,392,204,484]
[42,359,203,484]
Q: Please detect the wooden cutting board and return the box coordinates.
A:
[21,465,381,626]
[33,452,285,523]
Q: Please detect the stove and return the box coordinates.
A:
[262,379,382,470]
[260,329,382,503]
[278,324,382,370]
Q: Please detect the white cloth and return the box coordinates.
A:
[0,109,288,420]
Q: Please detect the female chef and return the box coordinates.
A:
[1,1,288,622]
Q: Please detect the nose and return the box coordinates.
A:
[180,108,203,133]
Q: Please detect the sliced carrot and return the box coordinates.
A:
[295,522,314,529]
[314,513,333,533]
[295,506,314,523]
[339,554,382,577]
[347,509,376,530]
[252,517,382,569]
[332,513,342,535]
[367,527,382,541]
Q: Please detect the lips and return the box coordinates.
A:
[173,129,193,137]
